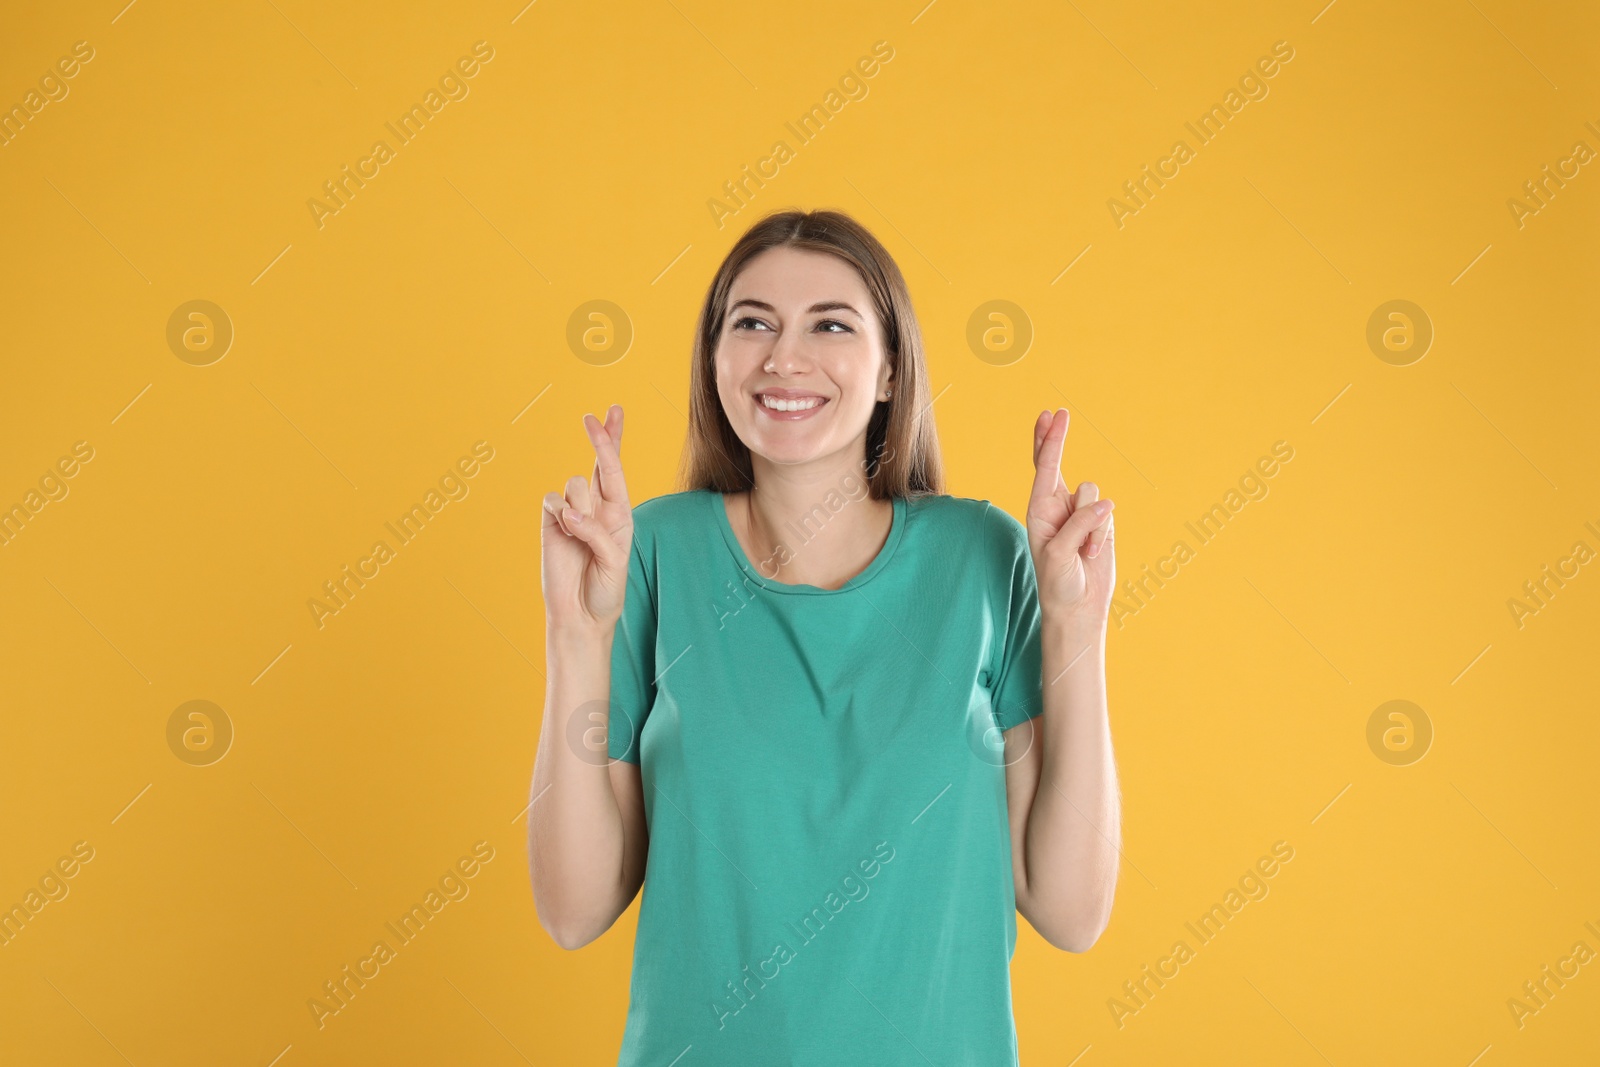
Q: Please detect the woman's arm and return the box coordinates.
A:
[1006,406,1121,952]
[1005,618,1119,952]
[528,623,649,950]
[529,404,649,950]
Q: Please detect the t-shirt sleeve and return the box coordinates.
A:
[986,505,1045,732]
[607,525,658,764]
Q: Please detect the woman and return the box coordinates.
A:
[531,209,1120,1065]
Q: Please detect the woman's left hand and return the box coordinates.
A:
[1024,408,1115,628]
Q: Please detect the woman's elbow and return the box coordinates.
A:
[532,878,613,950]
[537,904,606,951]
[1039,913,1109,953]
[548,925,600,952]
[1023,892,1114,953]
[1057,919,1108,953]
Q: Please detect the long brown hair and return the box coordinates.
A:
[676,208,944,500]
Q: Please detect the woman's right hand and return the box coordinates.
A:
[541,404,633,633]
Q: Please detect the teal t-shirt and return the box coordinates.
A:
[607,487,1046,1066]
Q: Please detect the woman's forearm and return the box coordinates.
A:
[528,622,641,949]
[1020,613,1120,951]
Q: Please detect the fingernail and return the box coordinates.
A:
[565,508,583,524]
[1088,543,1100,558]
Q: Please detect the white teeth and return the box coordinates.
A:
[759,395,823,412]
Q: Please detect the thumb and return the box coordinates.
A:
[553,505,625,572]
[1051,499,1112,557]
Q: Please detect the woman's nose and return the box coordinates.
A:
[764,329,812,374]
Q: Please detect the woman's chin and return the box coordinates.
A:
[753,444,822,466]
[747,437,859,470]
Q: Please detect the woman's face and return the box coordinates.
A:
[714,245,893,472]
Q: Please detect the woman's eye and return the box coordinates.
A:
[731,316,852,333]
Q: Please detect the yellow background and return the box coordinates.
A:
[2,0,1596,1064]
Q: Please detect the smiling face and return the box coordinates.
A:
[714,245,893,472]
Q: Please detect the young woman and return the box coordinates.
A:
[531,209,1120,1065]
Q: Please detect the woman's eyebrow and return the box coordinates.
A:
[728,299,863,318]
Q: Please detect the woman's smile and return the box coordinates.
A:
[754,389,831,420]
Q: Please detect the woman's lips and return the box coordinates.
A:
[754,393,829,421]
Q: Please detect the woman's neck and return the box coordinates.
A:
[724,475,892,590]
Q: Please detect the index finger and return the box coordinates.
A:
[1030,408,1068,502]
[585,404,631,507]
